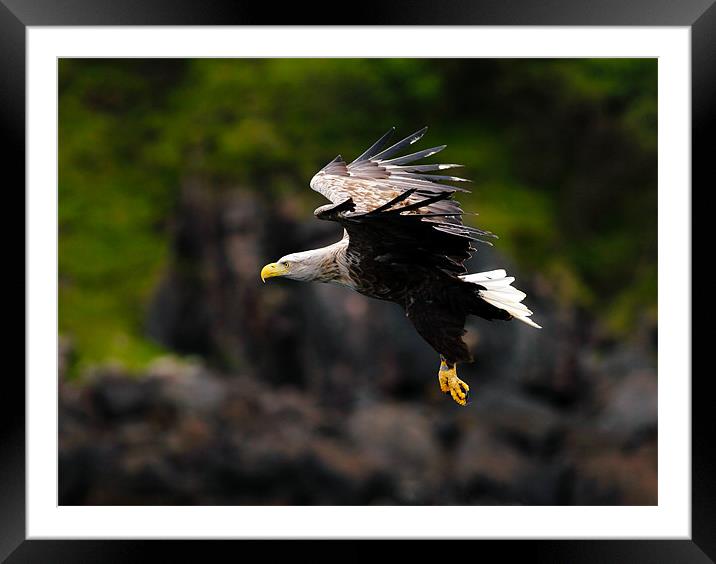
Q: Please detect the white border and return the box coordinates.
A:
[27,27,691,539]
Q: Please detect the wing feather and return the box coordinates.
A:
[378,145,446,166]
[366,126,428,162]
[351,127,396,163]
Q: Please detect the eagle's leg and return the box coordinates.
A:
[439,356,470,406]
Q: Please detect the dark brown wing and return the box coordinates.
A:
[317,188,493,276]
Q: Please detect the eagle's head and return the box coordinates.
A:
[260,250,329,283]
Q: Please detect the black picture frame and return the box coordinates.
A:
[5,1,709,561]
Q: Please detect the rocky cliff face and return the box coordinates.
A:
[59,181,657,505]
[59,351,656,505]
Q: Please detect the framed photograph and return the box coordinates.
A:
[7,0,708,560]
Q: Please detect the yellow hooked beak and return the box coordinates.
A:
[260,262,289,282]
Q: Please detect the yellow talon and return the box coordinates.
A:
[438,360,451,393]
[438,359,470,406]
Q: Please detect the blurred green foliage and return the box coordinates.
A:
[59,58,656,373]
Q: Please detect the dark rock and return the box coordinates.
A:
[464,387,565,455]
[348,403,441,503]
[597,370,657,446]
[569,443,657,505]
[90,371,163,421]
[59,353,658,506]
[454,427,531,502]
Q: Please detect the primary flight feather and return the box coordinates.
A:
[261,127,541,405]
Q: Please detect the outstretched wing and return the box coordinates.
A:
[310,126,471,220]
[312,128,495,275]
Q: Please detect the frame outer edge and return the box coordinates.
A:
[691,1,716,562]
[0,0,27,560]
[1,0,716,25]
[6,0,711,560]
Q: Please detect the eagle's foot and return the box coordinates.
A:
[439,360,469,406]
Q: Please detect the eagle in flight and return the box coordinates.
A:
[261,127,541,405]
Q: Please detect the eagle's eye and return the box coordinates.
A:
[284,261,290,268]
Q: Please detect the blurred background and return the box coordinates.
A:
[58,58,657,505]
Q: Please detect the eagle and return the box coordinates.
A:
[261,127,541,405]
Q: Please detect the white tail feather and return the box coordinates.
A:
[460,269,542,329]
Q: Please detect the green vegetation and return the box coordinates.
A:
[59,58,657,373]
